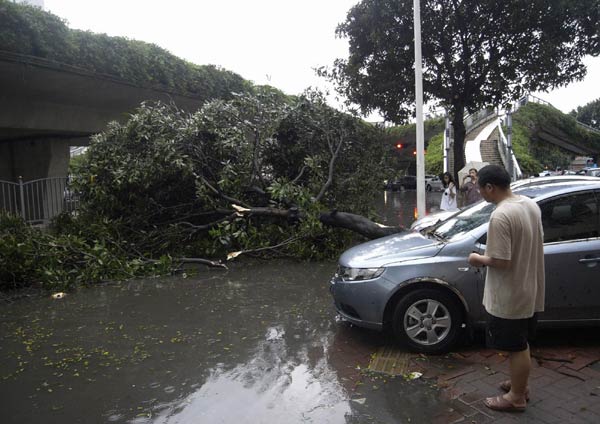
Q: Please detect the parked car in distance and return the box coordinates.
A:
[385,175,417,191]
[425,175,443,191]
[330,180,600,353]
[586,168,600,177]
[385,175,443,191]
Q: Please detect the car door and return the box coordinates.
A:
[539,190,600,321]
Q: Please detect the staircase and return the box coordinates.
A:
[479,128,504,166]
[462,115,522,180]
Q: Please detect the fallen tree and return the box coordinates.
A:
[70,88,402,265]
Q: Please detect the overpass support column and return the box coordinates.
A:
[0,137,70,182]
[1,138,71,223]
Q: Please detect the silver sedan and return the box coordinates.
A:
[330,181,600,353]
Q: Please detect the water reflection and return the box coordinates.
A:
[378,190,443,228]
[0,251,444,423]
[150,327,350,423]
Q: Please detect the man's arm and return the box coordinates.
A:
[459,178,470,192]
[468,253,511,269]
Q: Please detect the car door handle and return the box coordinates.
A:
[578,257,600,264]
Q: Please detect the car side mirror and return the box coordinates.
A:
[477,234,487,245]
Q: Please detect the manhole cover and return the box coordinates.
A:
[368,346,413,375]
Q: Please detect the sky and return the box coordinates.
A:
[42,0,600,118]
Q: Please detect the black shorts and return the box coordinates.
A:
[485,312,538,352]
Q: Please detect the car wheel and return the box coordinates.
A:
[392,288,464,354]
[426,184,432,192]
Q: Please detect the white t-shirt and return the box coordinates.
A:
[440,183,457,211]
[483,195,545,319]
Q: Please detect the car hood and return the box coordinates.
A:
[339,231,443,268]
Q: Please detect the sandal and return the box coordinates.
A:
[499,380,530,401]
[484,395,526,412]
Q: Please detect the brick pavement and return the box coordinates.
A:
[416,344,600,423]
[333,324,600,422]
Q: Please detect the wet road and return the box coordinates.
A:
[0,191,446,423]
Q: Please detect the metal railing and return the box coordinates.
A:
[497,119,523,180]
[0,177,79,225]
[464,106,497,134]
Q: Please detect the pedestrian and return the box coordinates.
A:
[440,172,457,211]
[460,168,482,206]
[467,164,545,413]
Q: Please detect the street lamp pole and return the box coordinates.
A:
[413,0,426,218]
[444,110,450,173]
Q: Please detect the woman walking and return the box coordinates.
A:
[440,172,458,211]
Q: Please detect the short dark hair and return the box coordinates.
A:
[477,165,511,189]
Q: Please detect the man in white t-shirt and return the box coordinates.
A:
[468,165,545,413]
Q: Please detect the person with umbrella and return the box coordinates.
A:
[461,168,483,205]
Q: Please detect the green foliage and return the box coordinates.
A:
[333,0,600,122]
[0,212,171,291]
[64,89,388,267]
[570,98,600,130]
[511,103,600,174]
[425,133,444,176]
[0,0,251,101]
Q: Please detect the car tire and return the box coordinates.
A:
[392,288,464,354]
[426,184,432,192]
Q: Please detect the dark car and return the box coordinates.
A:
[385,175,417,191]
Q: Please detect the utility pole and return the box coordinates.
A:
[413,0,426,218]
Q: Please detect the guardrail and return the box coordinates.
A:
[0,177,79,225]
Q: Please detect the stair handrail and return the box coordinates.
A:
[497,116,523,180]
[464,106,497,134]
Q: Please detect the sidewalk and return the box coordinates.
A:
[421,345,600,423]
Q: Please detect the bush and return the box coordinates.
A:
[0,212,171,291]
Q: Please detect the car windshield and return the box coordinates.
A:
[425,201,496,240]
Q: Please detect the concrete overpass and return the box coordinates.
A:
[0,50,206,183]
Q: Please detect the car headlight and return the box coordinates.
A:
[338,266,384,281]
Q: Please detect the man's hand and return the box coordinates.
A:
[468,253,511,269]
[468,252,485,267]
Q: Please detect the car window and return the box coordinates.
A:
[432,201,496,240]
[539,192,599,243]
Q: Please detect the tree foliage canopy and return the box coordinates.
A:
[329,0,600,176]
[2,89,395,291]
[570,98,600,130]
[71,89,390,263]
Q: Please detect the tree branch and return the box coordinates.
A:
[315,133,345,202]
[319,210,404,239]
[200,175,251,208]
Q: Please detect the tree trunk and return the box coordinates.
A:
[319,210,405,239]
[231,206,404,240]
[451,106,466,184]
